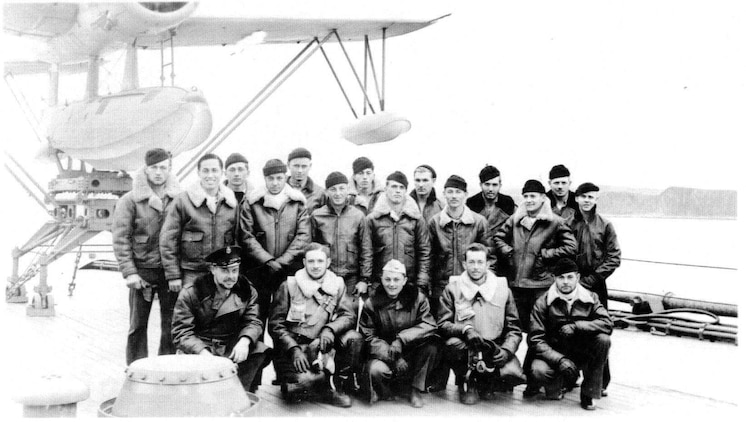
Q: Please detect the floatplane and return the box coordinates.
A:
[1,1,738,417]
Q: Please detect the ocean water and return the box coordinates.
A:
[606,217,738,304]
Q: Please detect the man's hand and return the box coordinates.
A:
[229,337,251,363]
[580,274,599,290]
[353,281,368,296]
[291,347,310,373]
[559,358,579,384]
[492,347,510,367]
[267,260,283,274]
[388,339,403,362]
[394,358,409,375]
[558,323,576,339]
[125,274,145,289]
[199,349,213,357]
[465,328,485,349]
[168,279,182,292]
[318,328,335,353]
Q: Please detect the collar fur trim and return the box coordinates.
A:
[186,180,237,209]
[348,178,384,196]
[131,169,181,210]
[438,206,477,227]
[370,193,422,220]
[195,273,253,301]
[513,199,555,223]
[371,282,418,309]
[247,184,306,206]
[546,283,595,305]
[293,269,344,298]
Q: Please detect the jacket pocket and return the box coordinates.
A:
[346,243,359,271]
[182,231,204,260]
[133,235,149,261]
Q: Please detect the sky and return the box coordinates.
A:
[1,0,744,197]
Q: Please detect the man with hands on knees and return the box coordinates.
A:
[268,243,361,407]
[359,259,440,408]
[528,258,613,411]
[171,246,271,392]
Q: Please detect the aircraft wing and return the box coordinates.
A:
[134,15,449,48]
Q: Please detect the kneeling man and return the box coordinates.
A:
[268,243,361,407]
[437,243,524,405]
[172,246,271,391]
[359,260,439,408]
[528,258,612,410]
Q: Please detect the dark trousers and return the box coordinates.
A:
[530,333,611,399]
[511,287,548,388]
[237,352,272,391]
[364,337,440,395]
[594,280,611,389]
[126,268,178,365]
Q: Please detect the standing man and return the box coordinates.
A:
[160,153,238,290]
[224,152,253,204]
[171,245,271,392]
[410,164,443,223]
[238,158,311,323]
[287,147,326,213]
[359,260,440,408]
[494,179,576,397]
[466,165,515,276]
[570,182,621,395]
[113,148,181,365]
[361,171,431,296]
[348,156,384,214]
[437,243,524,404]
[428,175,491,316]
[528,258,613,410]
[547,164,579,222]
[268,243,362,407]
[310,172,368,297]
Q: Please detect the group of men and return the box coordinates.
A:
[113,147,621,411]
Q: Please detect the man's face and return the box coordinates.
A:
[481,176,502,200]
[464,250,488,282]
[288,158,311,184]
[211,263,240,291]
[303,249,330,280]
[444,187,466,209]
[198,159,223,191]
[577,192,598,212]
[549,177,571,198]
[381,270,406,298]
[225,163,249,188]
[265,173,286,195]
[385,181,406,205]
[522,192,545,213]
[144,159,171,186]
[555,271,579,294]
[326,183,349,207]
[413,170,435,196]
[353,168,374,190]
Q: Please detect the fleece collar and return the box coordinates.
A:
[186,180,237,210]
[371,283,418,310]
[513,199,555,229]
[247,184,306,207]
[437,206,477,228]
[370,193,422,220]
[546,283,595,306]
[348,177,384,196]
[293,268,344,298]
[456,271,504,305]
[195,273,253,302]
[222,179,254,194]
[409,188,440,205]
[131,169,181,211]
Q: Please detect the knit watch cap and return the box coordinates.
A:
[225,153,248,169]
[262,159,287,176]
[325,171,349,189]
[386,171,409,188]
[414,164,437,179]
[576,182,600,196]
[287,147,312,162]
[479,165,501,183]
[552,257,579,276]
[522,179,546,195]
[444,175,467,192]
[145,148,170,166]
[352,156,374,174]
[549,164,571,180]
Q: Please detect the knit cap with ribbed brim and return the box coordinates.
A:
[325,171,348,189]
[386,171,408,188]
[225,153,248,169]
[549,164,571,180]
[444,175,467,192]
[352,157,374,174]
[576,182,600,196]
[522,179,546,195]
[287,147,312,162]
[552,257,579,276]
[145,148,170,166]
[263,159,287,176]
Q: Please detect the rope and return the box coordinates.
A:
[621,257,736,271]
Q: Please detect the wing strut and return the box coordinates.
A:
[176,31,335,179]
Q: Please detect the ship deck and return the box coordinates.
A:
[1,268,739,418]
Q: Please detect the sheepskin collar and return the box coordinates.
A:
[186,180,237,209]
[222,179,254,194]
[370,193,422,220]
[195,273,253,302]
[247,184,306,207]
[437,206,477,228]
[409,188,440,205]
[131,169,181,211]
[371,282,418,310]
[455,271,505,305]
[348,177,384,196]
[513,199,555,223]
[293,268,344,298]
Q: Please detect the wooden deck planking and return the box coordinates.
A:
[1,268,739,418]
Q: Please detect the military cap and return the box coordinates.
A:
[205,245,242,267]
[382,259,406,275]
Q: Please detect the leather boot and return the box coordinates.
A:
[460,377,479,405]
[409,389,424,408]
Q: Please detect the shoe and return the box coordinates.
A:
[409,389,424,408]
[580,394,596,410]
[478,388,497,401]
[601,389,608,397]
[522,385,541,398]
[322,390,352,408]
[368,388,379,404]
[544,389,565,400]
[459,382,479,405]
